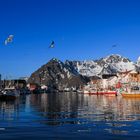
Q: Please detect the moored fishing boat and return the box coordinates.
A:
[83,90,89,94]
[122,92,140,98]
[83,89,104,95]
[89,88,105,95]
[104,90,117,96]
[0,87,20,100]
[88,89,98,95]
[96,90,105,95]
[121,86,140,98]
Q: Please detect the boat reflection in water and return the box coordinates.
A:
[30,93,79,125]
[1,93,140,139]
[30,93,140,121]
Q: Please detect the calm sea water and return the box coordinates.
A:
[0,93,140,140]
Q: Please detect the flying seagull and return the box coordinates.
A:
[4,35,14,45]
[49,41,55,48]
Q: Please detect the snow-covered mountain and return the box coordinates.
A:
[65,54,138,77]
[65,60,101,77]
[28,54,140,88]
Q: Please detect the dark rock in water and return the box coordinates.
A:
[28,58,89,90]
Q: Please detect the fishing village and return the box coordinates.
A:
[1,68,140,101]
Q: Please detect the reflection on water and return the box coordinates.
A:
[30,93,140,122]
[1,93,140,139]
[0,100,20,122]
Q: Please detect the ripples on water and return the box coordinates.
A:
[1,93,140,140]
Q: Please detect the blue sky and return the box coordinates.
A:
[0,0,140,78]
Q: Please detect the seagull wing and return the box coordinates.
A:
[49,41,55,48]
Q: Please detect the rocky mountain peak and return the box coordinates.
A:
[28,58,89,89]
[48,58,63,65]
[65,54,137,76]
[103,54,131,63]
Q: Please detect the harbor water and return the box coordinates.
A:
[0,93,140,140]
